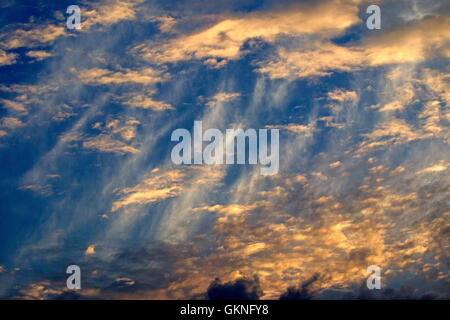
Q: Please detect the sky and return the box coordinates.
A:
[0,0,449,299]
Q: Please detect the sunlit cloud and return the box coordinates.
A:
[0,0,448,301]
[0,49,17,66]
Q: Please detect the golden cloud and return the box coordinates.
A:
[258,41,365,79]
[260,14,450,79]
[206,92,240,107]
[85,244,96,255]
[364,16,450,66]
[266,123,314,134]
[0,24,65,50]
[78,67,169,85]
[120,92,174,111]
[25,50,53,61]
[134,0,361,65]
[111,166,226,212]
[82,134,139,154]
[328,89,359,102]
[83,0,142,29]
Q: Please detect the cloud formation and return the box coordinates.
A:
[0,0,448,301]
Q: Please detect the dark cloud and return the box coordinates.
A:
[50,291,83,300]
[279,273,320,300]
[348,282,450,300]
[302,279,450,300]
[205,275,263,300]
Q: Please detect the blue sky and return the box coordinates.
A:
[0,0,449,299]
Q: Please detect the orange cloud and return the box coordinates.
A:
[78,67,169,85]
[134,0,361,65]
[85,244,96,255]
[206,92,241,107]
[0,49,17,66]
[83,134,139,155]
[26,50,53,61]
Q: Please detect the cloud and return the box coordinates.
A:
[1,117,24,129]
[111,169,187,211]
[206,92,240,107]
[265,123,313,134]
[0,83,58,95]
[77,67,169,85]
[330,161,342,168]
[82,0,143,30]
[93,118,141,141]
[120,91,174,111]
[314,195,333,204]
[107,278,136,290]
[389,166,406,176]
[163,151,449,299]
[80,118,142,154]
[243,242,267,255]
[0,0,143,66]
[1,0,449,301]
[26,50,53,61]
[12,281,99,300]
[258,42,365,79]
[422,69,450,107]
[83,134,139,154]
[344,281,449,300]
[279,273,321,300]
[357,118,421,154]
[417,162,448,174]
[364,15,450,66]
[133,0,361,65]
[328,89,358,102]
[0,24,65,50]
[85,244,96,255]
[419,100,445,136]
[19,184,53,197]
[205,275,263,300]
[149,16,177,33]
[0,99,27,113]
[0,49,17,66]
[111,167,226,212]
[15,282,74,300]
[193,203,260,216]
[260,13,450,79]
